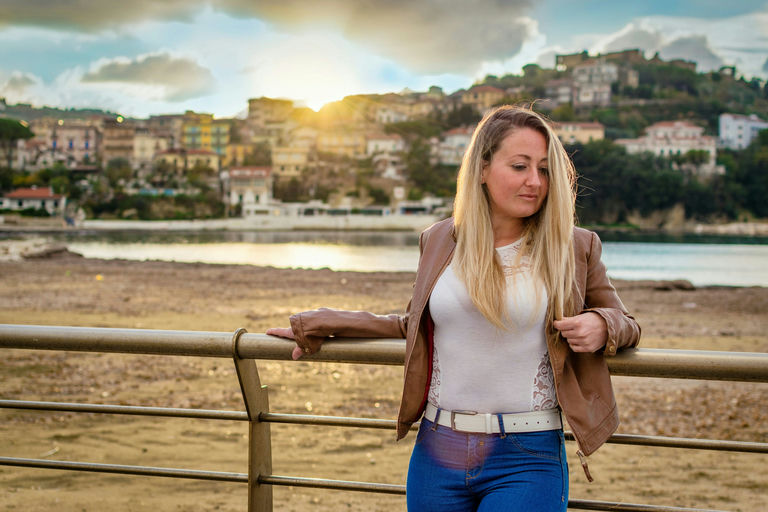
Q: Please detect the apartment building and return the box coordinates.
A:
[317,130,367,159]
[153,148,221,173]
[26,118,98,168]
[555,122,605,144]
[366,133,405,156]
[247,97,294,129]
[616,121,716,165]
[272,145,311,177]
[719,113,768,150]
[101,118,135,166]
[437,126,475,166]
[461,85,505,112]
[572,60,617,107]
[221,166,273,216]
[181,112,230,156]
[146,114,185,149]
[133,129,170,170]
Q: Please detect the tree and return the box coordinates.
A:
[105,158,132,188]
[0,118,34,172]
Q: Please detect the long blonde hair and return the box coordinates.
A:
[453,105,577,330]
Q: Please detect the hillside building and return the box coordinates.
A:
[220,166,273,216]
[719,113,768,150]
[615,121,717,165]
[554,122,605,144]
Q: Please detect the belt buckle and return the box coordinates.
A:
[450,410,477,431]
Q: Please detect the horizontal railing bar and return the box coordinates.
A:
[260,412,405,430]
[260,476,723,511]
[2,324,768,381]
[605,433,768,454]
[0,455,723,512]
[259,474,406,494]
[566,499,725,512]
[0,456,246,482]
[4,400,765,456]
[0,399,248,420]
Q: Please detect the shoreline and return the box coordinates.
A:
[2,214,768,237]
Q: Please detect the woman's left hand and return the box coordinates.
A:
[553,312,608,353]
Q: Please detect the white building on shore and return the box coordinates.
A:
[719,113,768,150]
[616,121,717,165]
[1,186,66,215]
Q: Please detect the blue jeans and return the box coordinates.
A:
[407,418,568,512]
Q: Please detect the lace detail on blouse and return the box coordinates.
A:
[428,345,441,406]
[497,238,530,279]
[531,352,558,410]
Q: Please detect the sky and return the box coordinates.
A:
[0,0,766,118]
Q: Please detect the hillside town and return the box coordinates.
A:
[1,48,767,227]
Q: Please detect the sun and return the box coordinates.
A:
[255,33,367,111]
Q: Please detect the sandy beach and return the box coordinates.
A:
[1,249,767,511]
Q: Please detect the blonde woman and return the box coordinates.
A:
[268,105,640,511]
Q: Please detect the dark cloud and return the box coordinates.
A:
[0,1,200,31]
[81,53,216,101]
[226,0,536,74]
[659,35,724,71]
[3,0,536,75]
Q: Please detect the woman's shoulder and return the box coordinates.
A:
[573,225,597,242]
[572,226,603,259]
[421,217,455,242]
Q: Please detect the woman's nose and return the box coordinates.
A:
[525,169,541,186]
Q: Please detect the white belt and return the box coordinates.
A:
[424,403,561,434]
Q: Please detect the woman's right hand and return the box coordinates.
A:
[265,327,305,360]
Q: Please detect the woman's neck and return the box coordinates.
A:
[491,218,524,248]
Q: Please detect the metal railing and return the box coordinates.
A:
[1,324,767,512]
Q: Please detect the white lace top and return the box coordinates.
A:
[427,238,558,413]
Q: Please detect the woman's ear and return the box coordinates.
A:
[481,161,488,184]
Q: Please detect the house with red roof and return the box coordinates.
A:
[1,186,66,215]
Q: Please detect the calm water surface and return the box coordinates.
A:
[50,230,768,287]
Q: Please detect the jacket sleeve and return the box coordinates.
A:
[581,231,641,356]
[290,308,407,355]
[288,229,428,355]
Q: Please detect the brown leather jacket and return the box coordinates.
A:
[289,218,640,460]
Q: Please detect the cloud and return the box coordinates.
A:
[2,0,537,75]
[0,1,202,31]
[659,35,723,71]
[81,53,216,101]
[592,13,768,77]
[602,24,663,54]
[763,57,768,73]
[2,72,39,93]
[228,0,538,74]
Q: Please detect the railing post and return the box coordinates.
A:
[232,328,273,511]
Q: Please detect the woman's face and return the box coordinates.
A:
[481,127,549,228]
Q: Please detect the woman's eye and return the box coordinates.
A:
[512,164,527,171]
[539,167,549,175]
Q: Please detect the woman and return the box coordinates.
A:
[267,105,640,511]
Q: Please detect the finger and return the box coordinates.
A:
[553,316,578,330]
[291,346,304,360]
[266,327,295,340]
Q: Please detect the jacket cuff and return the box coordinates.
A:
[289,313,325,356]
[583,307,619,356]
